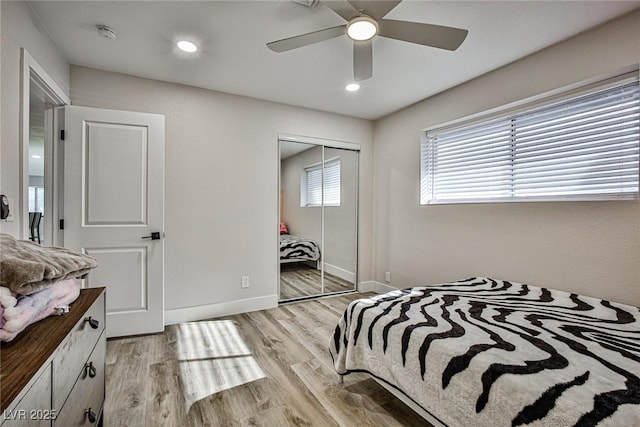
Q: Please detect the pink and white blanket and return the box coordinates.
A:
[0,278,81,342]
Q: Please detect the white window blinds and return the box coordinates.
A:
[304,158,341,206]
[421,75,640,204]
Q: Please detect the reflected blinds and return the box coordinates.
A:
[305,158,341,206]
[421,74,640,204]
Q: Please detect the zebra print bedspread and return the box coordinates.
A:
[279,234,320,262]
[329,277,640,427]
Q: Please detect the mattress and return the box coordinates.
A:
[329,277,640,427]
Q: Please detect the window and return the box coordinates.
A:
[302,158,341,206]
[421,73,640,204]
[29,186,45,213]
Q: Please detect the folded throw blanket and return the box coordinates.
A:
[0,233,97,295]
[0,279,81,342]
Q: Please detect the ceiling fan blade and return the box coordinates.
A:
[378,19,468,51]
[267,25,346,52]
[353,40,372,81]
[350,0,402,20]
[322,0,359,21]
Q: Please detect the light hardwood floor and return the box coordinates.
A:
[280,264,354,301]
[105,293,430,426]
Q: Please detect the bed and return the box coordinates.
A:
[329,277,640,427]
[279,233,320,264]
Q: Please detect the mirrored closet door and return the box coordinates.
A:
[278,136,359,302]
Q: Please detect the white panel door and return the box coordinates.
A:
[63,105,164,337]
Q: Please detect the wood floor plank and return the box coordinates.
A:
[232,314,339,427]
[280,264,355,301]
[291,359,430,427]
[292,361,379,427]
[104,292,425,426]
[277,303,349,369]
[145,360,188,426]
[238,310,315,366]
[105,339,150,426]
[315,292,366,317]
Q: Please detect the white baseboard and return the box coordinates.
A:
[358,281,397,294]
[324,263,355,283]
[165,294,278,325]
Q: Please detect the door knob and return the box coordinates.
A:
[141,232,162,240]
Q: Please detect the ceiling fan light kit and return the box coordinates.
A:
[347,16,378,41]
[267,0,468,82]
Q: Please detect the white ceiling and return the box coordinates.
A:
[30,1,640,120]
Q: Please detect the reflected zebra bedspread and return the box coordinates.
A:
[329,277,640,427]
[280,234,320,262]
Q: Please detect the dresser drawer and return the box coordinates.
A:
[54,332,105,427]
[52,292,105,411]
[1,364,52,427]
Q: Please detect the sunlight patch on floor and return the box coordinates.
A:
[175,320,266,410]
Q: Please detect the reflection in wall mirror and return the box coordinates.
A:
[28,79,47,244]
[322,147,358,293]
[278,137,359,302]
[280,141,323,300]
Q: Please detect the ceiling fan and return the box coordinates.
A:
[267,0,469,82]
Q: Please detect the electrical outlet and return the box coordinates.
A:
[385,271,391,283]
[241,275,250,289]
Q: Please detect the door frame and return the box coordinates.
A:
[277,133,360,303]
[20,48,70,242]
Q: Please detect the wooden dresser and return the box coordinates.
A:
[1,288,106,426]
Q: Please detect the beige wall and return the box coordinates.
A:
[70,65,373,311]
[0,1,69,237]
[324,146,358,277]
[281,145,323,248]
[373,10,640,306]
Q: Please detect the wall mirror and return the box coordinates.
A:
[27,79,53,245]
[21,49,70,245]
[278,136,359,302]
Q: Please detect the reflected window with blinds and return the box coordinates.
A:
[421,72,640,204]
[303,157,341,206]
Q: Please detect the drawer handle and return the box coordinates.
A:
[85,316,99,329]
[85,408,97,424]
[85,361,97,378]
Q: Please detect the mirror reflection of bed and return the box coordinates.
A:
[279,235,353,300]
[279,138,358,302]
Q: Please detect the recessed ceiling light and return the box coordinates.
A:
[345,83,360,92]
[177,40,198,53]
[346,16,378,41]
[31,155,41,159]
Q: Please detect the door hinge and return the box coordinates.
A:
[59,219,64,230]
[60,129,65,141]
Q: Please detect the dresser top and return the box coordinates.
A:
[0,287,105,411]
